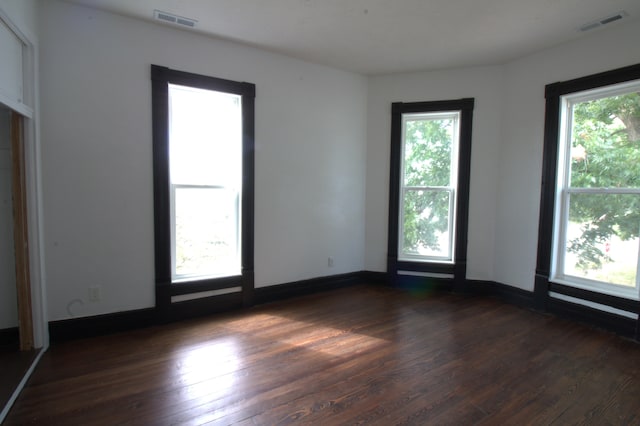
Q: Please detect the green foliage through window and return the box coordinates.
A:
[401,115,457,259]
[564,90,640,285]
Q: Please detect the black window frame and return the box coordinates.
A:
[151,65,255,311]
[535,63,640,322]
[387,98,474,290]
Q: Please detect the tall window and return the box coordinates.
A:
[151,65,255,306]
[537,63,640,309]
[169,84,242,281]
[399,112,460,262]
[388,99,474,284]
[551,80,640,299]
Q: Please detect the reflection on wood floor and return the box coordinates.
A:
[5,284,640,425]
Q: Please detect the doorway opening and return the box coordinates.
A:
[0,104,36,415]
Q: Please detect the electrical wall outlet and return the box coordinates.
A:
[88,286,101,302]
[328,256,334,267]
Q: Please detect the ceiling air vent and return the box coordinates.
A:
[579,11,628,32]
[153,10,197,28]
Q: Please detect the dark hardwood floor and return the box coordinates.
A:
[5,284,640,425]
[0,345,37,415]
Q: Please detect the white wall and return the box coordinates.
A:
[39,0,367,321]
[365,66,503,281]
[494,20,640,290]
[364,19,640,291]
[38,1,640,322]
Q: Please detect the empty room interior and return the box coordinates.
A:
[2,0,640,424]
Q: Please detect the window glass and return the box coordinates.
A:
[401,189,452,259]
[399,112,460,263]
[168,84,243,281]
[169,85,241,187]
[174,187,239,278]
[403,115,455,187]
[552,82,640,297]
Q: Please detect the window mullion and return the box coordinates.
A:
[554,98,575,281]
[170,183,177,280]
[448,187,455,261]
[172,183,228,190]
[636,231,640,295]
[556,189,571,279]
[566,187,640,195]
[404,185,453,191]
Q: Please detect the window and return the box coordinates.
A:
[537,63,640,308]
[388,99,474,284]
[168,84,242,281]
[151,65,255,305]
[399,112,460,262]
[552,79,640,299]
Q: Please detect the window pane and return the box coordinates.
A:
[168,83,243,282]
[570,92,640,189]
[169,84,242,187]
[401,189,451,259]
[403,117,454,187]
[563,193,639,287]
[175,187,240,278]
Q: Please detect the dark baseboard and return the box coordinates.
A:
[547,297,638,339]
[360,271,389,285]
[49,308,156,343]
[468,280,535,309]
[166,292,243,323]
[384,276,533,306]
[47,271,639,344]
[49,293,246,343]
[466,279,638,341]
[254,271,364,305]
[392,275,454,294]
[549,282,640,313]
[49,271,368,343]
[0,327,19,348]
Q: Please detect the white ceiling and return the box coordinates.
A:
[64,0,639,75]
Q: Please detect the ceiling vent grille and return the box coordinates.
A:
[579,10,628,32]
[153,10,197,28]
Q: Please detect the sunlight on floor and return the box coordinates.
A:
[175,338,240,401]
[224,314,389,357]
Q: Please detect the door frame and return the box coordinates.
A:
[0,6,47,350]
[10,111,33,350]
[0,6,47,424]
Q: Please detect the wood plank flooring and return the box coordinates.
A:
[0,346,37,414]
[5,284,640,425]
